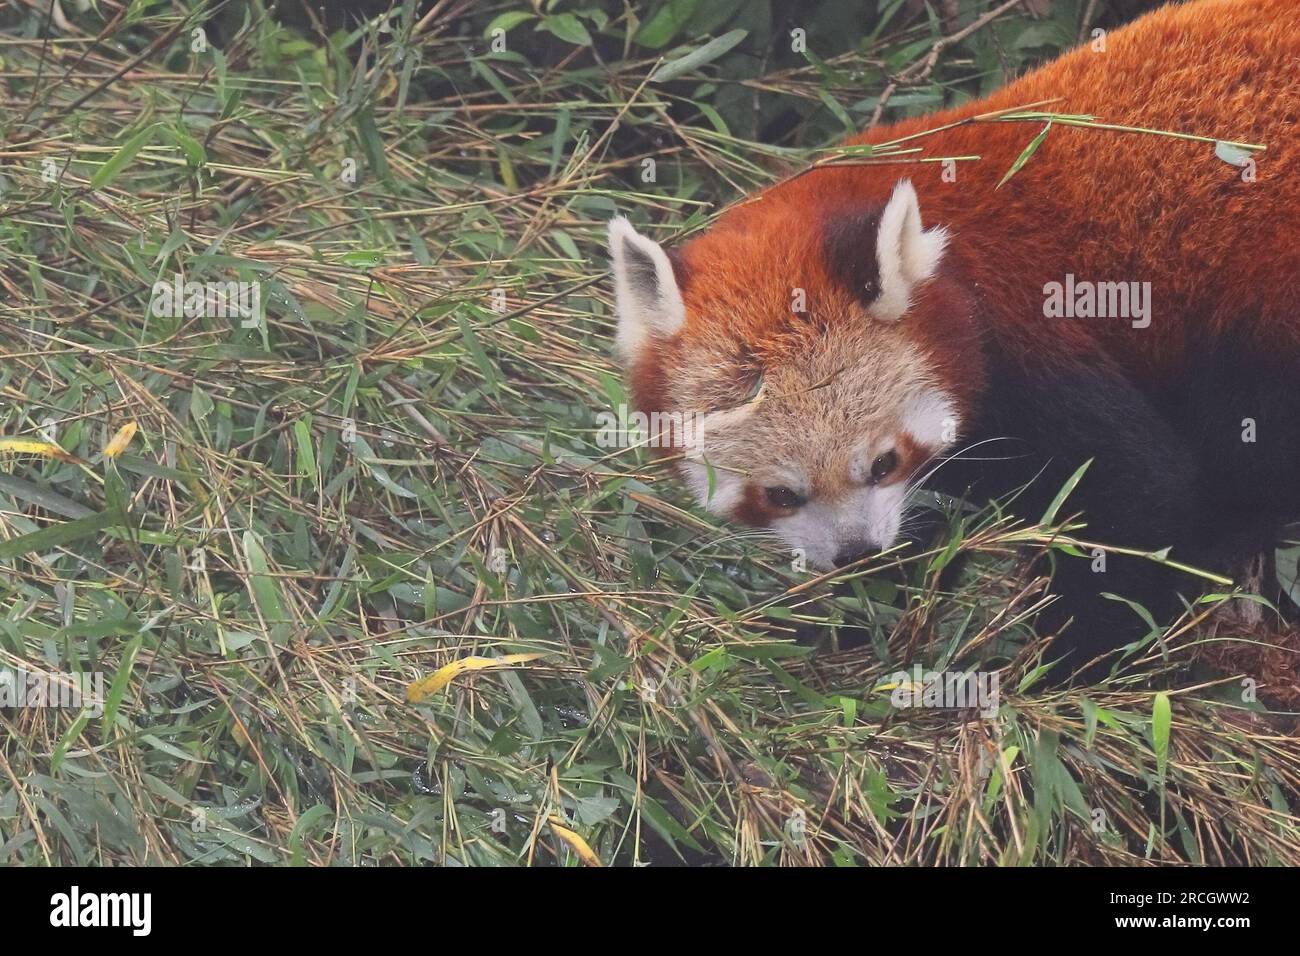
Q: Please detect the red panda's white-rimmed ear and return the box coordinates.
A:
[608,216,685,362]
[869,180,949,323]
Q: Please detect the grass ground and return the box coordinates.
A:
[0,0,1296,866]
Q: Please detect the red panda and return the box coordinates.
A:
[607,0,1300,668]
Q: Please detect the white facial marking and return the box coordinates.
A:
[901,388,959,448]
[678,401,764,516]
[763,386,960,569]
[770,483,909,570]
[681,460,745,515]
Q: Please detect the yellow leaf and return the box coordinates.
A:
[872,679,921,694]
[548,817,602,866]
[406,652,545,703]
[0,437,79,463]
[104,422,138,458]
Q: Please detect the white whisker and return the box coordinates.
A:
[904,435,1020,495]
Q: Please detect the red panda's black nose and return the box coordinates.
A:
[833,545,873,568]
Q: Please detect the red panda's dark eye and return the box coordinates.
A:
[870,451,899,483]
[765,486,805,509]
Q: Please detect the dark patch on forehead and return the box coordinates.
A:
[666,247,692,293]
[822,205,883,307]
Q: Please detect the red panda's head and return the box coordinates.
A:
[608,179,982,570]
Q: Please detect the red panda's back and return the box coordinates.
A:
[710,0,1300,378]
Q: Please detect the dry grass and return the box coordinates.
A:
[0,0,1295,866]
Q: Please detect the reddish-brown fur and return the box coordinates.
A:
[636,0,1300,426]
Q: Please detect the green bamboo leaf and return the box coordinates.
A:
[0,475,94,519]
[540,13,592,46]
[458,314,498,393]
[355,105,389,180]
[1040,458,1091,525]
[0,510,120,560]
[243,530,288,644]
[90,124,158,189]
[652,29,748,83]
[165,124,207,169]
[1153,691,1171,783]
[101,634,143,736]
[351,436,417,499]
[293,418,317,479]
[636,0,700,49]
[51,707,94,773]
[996,121,1051,189]
[483,11,533,36]
[288,804,334,865]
